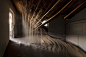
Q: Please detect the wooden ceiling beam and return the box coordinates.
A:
[33,0,61,28]
[61,0,77,15]
[64,1,86,19]
[30,0,55,27]
[33,0,72,31]
[30,0,42,21]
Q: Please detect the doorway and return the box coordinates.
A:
[9,9,14,39]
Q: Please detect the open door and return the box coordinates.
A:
[9,9,14,39]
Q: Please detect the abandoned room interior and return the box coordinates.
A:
[0,0,86,57]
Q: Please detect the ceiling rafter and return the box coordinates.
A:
[33,0,72,31]
[64,1,86,19]
[11,0,86,31]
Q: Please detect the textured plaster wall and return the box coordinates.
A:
[48,15,66,40]
[0,0,9,57]
[0,0,22,57]
[66,8,86,51]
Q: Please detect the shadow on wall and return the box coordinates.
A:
[48,15,66,41]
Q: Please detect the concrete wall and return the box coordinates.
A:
[66,8,86,51]
[0,0,9,57]
[48,15,65,40]
[9,1,22,37]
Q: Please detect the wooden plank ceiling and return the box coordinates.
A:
[11,0,86,31]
